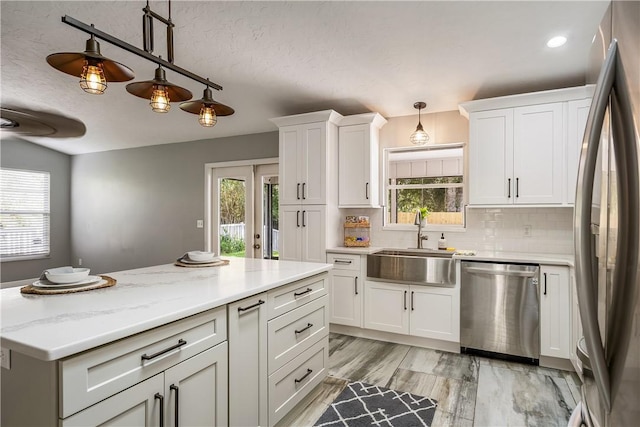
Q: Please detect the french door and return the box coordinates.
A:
[208,163,278,259]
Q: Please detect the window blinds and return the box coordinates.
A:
[0,168,50,258]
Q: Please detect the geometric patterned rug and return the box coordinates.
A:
[314,381,438,427]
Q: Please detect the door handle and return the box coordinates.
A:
[253,243,261,249]
[237,299,265,312]
[354,276,358,295]
[516,177,519,198]
[302,210,306,227]
[508,178,511,198]
[155,393,165,427]
[297,183,300,200]
[544,273,547,295]
[296,210,300,227]
[302,183,306,199]
[411,291,414,311]
[404,290,407,310]
[170,385,179,427]
[366,182,369,200]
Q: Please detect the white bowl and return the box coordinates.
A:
[187,251,216,262]
[45,267,91,284]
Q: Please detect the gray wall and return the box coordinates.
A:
[71,132,278,274]
[0,137,71,282]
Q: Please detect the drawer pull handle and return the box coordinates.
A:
[155,393,165,427]
[238,299,265,312]
[170,385,179,427]
[294,288,313,297]
[295,323,314,334]
[294,368,313,384]
[334,259,352,264]
[142,339,187,361]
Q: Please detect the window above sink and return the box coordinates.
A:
[383,142,466,231]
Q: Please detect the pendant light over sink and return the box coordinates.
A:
[410,102,430,145]
[45,0,233,125]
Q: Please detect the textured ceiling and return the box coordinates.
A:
[1,1,609,155]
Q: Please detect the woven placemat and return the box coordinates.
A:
[20,275,116,295]
[174,259,230,268]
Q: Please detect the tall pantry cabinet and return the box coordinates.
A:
[270,111,344,262]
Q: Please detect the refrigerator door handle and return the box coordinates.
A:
[574,39,617,413]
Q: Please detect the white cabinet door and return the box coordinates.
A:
[409,286,460,342]
[279,125,304,206]
[469,109,514,205]
[566,98,592,204]
[363,281,409,334]
[301,122,327,205]
[228,294,268,427]
[279,205,302,261]
[165,343,228,427]
[62,374,164,427]
[300,205,326,263]
[513,103,563,204]
[329,270,362,327]
[339,124,377,207]
[540,265,571,358]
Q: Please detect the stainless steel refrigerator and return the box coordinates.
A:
[571,1,640,426]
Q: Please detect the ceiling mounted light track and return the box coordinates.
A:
[46,0,232,126]
[410,101,430,145]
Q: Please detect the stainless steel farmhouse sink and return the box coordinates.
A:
[367,249,456,287]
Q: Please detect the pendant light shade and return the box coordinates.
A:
[180,86,235,127]
[46,34,135,94]
[126,65,192,113]
[410,101,430,145]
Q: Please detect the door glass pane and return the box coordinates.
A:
[262,176,279,259]
[219,178,246,257]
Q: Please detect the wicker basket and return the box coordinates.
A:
[344,222,370,247]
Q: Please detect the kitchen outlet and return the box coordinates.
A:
[524,225,532,237]
[196,220,204,229]
[78,258,82,266]
[1,347,10,370]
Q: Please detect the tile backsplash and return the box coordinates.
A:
[341,207,574,255]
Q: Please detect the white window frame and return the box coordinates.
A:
[0,167,51,261]
[382,143,467,232]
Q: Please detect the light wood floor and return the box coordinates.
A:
[276,333,581,427]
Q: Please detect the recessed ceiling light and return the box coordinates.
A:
[547,36,567,48]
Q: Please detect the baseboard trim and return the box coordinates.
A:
[330,324,460,354]
[540,355,574,371]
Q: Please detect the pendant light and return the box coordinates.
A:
[46,33,135,94]
[180,84,235,127]
[410,102,430,145]
[126,64,192,113]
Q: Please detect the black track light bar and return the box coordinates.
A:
[61,15,223,91]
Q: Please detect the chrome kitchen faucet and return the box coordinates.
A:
[414,211,429,249]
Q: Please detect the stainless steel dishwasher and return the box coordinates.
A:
[460,261,540,363]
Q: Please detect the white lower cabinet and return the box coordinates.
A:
[540,265,571,358]
[62,341,229,427]
[327,253,363,327]
[363,280,460,342]
[228,293,269,427]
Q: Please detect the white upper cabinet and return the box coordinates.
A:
[461,86,593,206]
[566,98,592,204]
[272,110,342,206]
[338,113,387,208]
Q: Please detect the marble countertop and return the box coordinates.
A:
[0,258,331,362]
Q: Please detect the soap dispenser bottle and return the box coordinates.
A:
[438,233,447,250]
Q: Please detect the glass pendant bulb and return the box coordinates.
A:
[410,101,430,145]
[79,61,107,94]
[150,85,170,113]
[199,104,217,127]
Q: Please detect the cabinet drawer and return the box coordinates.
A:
[268,295,329,374]
[327,253,361,271]
[266,273,328,320]
[60,306,227,418]
[268,337,328,426]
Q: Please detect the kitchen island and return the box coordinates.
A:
[1,258,332,426]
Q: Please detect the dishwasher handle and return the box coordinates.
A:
[462,265,538,278]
